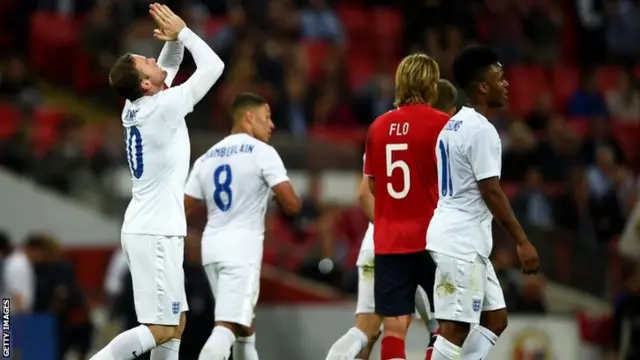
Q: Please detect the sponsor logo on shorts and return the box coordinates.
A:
[435,273,456,297]
[172,302,180,315]
[472,298,481,312]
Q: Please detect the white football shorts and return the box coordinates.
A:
[204,261,261,328]
[429,251,505,324]
[121,233,189,326]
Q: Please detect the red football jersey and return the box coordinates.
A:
[364,104,450,254]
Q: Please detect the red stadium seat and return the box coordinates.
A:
[346,55,374,90]
[566,117,590,139]
[29,12,78,84]
[596,66,621,94]
[337,5,369,54]
[550,65,579,111]
[370,7,403,39]
[505,65,548,116]
[204,17,228,39]
[0,102,21,139]
[74,51,108,92]
[32,123,59,157]
[302,40,331,84]
[34,107,65,127]
[611,122,640,166]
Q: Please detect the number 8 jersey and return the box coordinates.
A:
[364,105,450,254]
[184,133,289,264]
[426,106,502,261]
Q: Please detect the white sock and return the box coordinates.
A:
[325,327,369,360]
[432,335,461,360]
[460,325,498,359]
[233,334,259,360]
[90,325,156,360]
[199,325,236,360]
[150,338,181,360]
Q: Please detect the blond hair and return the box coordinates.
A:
[394,53,440,107]
[433,79,458,112]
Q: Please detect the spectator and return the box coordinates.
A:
[567,69,609,118]
[606,0,640,65]
[36,118,88,194]
[354,63,395,125]
[512,167,554,235]
[613,264,640,360]
[502,121,539,181]
[554,169,599,247]
[606,70,640,123]
[0,55,40,107]
[491,248,520,310]
[525,92,554,131]
[0,108,36,175]
[299,0,344,44]
[573,0,608,64]
[210,6,246,56]
[522,0,563,66]
[581,117,625,165]
[82,3,120,73]
[2,233,36,314]
[587,145,621,200]
[483,0,525,65]
[537,116,583,182]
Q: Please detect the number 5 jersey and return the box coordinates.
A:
[184,133,289,265]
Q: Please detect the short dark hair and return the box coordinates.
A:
[452,46,499,93]
[433,79,458,112]
[109,53,144,101]
[24,233,53,251]
[230,93,267,120]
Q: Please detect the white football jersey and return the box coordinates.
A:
[120,87,194,236]
[185,133,289,264]
[426,106,502,261]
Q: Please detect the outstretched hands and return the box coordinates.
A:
[149,3,186,41]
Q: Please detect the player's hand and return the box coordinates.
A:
[516,241,539,275]
[149,3,186,41]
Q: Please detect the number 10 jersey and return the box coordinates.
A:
[427,106,503,261]
[185,133,289,265]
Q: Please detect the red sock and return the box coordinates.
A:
[425,347,433,360]
[381,336,406,360]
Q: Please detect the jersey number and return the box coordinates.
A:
[385,143,410,199]
[438,140,453,196]
[125,126,143,179]
[213,164,233,212]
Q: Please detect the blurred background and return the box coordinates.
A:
[0,0,639,359]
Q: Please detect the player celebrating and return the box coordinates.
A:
[362,53,450,360]
[426,46,539,360]
[183,93,301,360]
[91,4,224,360]
[325,79,458,360]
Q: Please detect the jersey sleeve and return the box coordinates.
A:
[157,41,185,87]
[259,145,289,188]
[467,126,502,181]
[184,158,205,200]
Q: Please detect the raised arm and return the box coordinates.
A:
[176,28,224,106]
[150,4,224,109]
[158,41,184,87]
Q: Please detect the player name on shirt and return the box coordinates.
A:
[205,143,255,158]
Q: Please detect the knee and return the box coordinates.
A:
[480,309,508,336]
[147,324,179,344]
[355,314,382,342]
[382,315,411,339]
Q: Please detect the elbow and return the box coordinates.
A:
[281,196,302,215]
[204,57,225,81]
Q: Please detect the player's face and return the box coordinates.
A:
[484,64,508,108]
[249,104,274,142]
[133,55,167,94]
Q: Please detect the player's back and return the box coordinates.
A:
[364,105,449,254]
[190,134,274,238]
[427,106,502,260]
[120,92,191,237]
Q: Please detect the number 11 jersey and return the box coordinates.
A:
[363,104,449,254]
[426,106,502,261]
[185,133,289,265]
